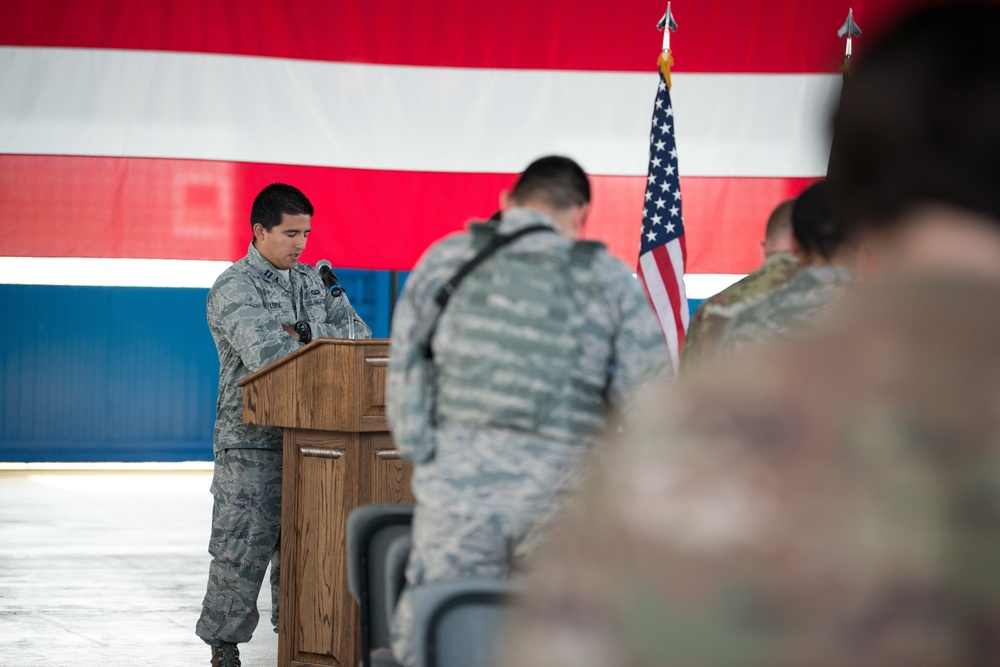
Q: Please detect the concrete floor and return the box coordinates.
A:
[0,467,279,666]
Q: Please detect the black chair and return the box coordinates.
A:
[383,533,412,627]
[410,580,520,667]
[347,504,415,667]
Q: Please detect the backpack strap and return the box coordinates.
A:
[469,220,500,251]
[568,239,604,270]
[564,239,610,407]
[419,224,555,358]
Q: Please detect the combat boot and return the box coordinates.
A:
[210,641,241,667]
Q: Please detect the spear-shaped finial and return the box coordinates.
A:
[658,2,678,53]
[838,8,862,73]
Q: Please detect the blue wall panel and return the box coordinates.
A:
[1,285,219,461]
[1,274,703,462]
[0,270,393,462]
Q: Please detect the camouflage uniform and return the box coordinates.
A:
[506,276,1000,667]
[196,242,371,646]
[682,252,798,367]
[387,207,670,666]
[723,263,855,352]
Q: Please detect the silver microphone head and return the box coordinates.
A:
[316,259,332,270]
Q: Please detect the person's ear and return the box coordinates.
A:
[499,189,513,212]
[252,223,265,242]
[574,202,591,233]
[792,236,808,265]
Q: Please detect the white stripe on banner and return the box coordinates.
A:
[0,257,230,288]
[0,256,745,295]
[0,47,839,178]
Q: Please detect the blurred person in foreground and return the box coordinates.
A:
[681,199,798,367]
[723,180,862,352]
[387,156,669,666]
[506,4,1000,667]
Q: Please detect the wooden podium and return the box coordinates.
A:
[238,339,414,667]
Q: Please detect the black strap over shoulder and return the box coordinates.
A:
[432,224,554,308]
[420,224,555,358]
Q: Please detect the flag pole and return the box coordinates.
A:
[837,8,862,75]
[640,2,689,373]
[657,1,678,54]
[657,2,678,88]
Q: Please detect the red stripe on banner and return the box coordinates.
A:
[0,154,814,273]
[589,174,817,274]
[1,0,928,74]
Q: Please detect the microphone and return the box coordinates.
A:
[316,259,357,340]
[316,260,344,297]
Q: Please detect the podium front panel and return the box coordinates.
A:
[280,428,413,667]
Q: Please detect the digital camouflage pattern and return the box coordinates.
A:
[207,242,371,454]
[682,251,798,368]
[723,263,855,353]
[199,242,370,647]
[435,228,605,444]
[388,207,670,665]
[507,276,1000,667]
[196,448,282,644]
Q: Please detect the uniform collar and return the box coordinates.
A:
[799,263,856,285]
[498,207,561,235]
[246,242,293,288]
[763,251,798,268]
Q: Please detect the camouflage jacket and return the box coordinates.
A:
[207,243,371,453]
[507,276,1000,667]
[682,252,798,367]
[388,207,670,516]
[723,263,855,352]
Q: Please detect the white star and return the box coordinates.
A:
[660,181,671,193]
[654,139,666,152]
[651,156,662,168]
[658,81,666,92]
[669,147,678,160]
[655,98,663,109]
[644,190,652,201]
[673,190,682,201]
[665,165,676,176]
[669,205,680,217]
[659,121,671,134]
[665,106,674,117]
[647,174,657,185]
[654,197,666,209]
[665,222,676,233]
[651,213,663,226]
[646,230,657,242]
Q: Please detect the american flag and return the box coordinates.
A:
[638,51,688,372]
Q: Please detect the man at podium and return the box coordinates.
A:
[196,183,371,667]
[387,156,669,666]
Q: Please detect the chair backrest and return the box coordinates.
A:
[383,533,412,630]
[411,580,519,667]
[346,504,415,667]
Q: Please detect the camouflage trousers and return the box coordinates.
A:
[390,503,538,667]
[196,448,282,646]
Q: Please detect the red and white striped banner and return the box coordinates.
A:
[0,0,919,293]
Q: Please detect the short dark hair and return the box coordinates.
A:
[829,2,1000,233]
[511,156,591,211]
[792,181,852,261]
[250,183,314,231]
